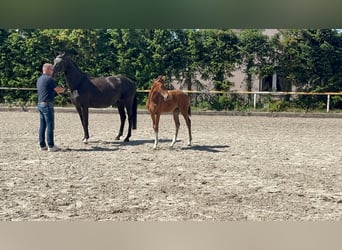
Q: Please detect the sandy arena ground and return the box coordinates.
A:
[0,109,342,221]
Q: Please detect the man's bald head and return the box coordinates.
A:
[42,63,54,76]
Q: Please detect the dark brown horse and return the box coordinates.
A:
[146,76,192,149]
[53,53,137,143]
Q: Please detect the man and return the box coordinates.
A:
[37,63,65,152]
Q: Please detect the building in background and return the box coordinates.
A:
[172,29,293,93]
[229,29,292,93]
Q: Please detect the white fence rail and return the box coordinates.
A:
[1,87,342,112]
[179,90,342,112]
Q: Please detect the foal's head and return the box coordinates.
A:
[151,76,169,100]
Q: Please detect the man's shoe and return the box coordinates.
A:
[48,145,61,152]
[40,146,48,151]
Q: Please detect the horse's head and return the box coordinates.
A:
[152,76,169,101]
[52,53,67,75]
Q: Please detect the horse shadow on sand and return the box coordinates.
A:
[181,144,230,153]
[126,139,230,153]
[64,139,229,153]
[63,140,120,152]
[114,139,230,153]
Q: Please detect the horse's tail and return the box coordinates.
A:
[132,93,138,129]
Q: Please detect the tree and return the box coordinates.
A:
[238,29,274,93]
[2,28,341,111]
[274,29,342,92]
[107,29,153,89]
[272,29,342,109]
[199,29,240,91]
[148,29,200,91]
[186,29,240,110]
[0,29,9,88]
[0,29,52,105]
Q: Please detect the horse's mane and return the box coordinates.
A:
[63,55,92,80]
[57,54,81,73]
[56,54,92,91]
[67,56,85,73]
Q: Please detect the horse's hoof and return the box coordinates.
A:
[124,138,130,142]
[83,138,88,144]
[115,136,120,140]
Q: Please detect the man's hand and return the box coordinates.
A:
[54,86,65,94]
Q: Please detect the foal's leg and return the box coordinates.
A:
[181,109,192,146]
[115,104,126,140]
[152,113,160,149]
[171,109,180,147]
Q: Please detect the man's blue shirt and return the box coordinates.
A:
[36,73,57,103]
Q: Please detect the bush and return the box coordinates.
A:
[197,101,211,110]
[293,95,326,111]
[267,100,290,112]
[205,94,247,111]
[332,95,342,109]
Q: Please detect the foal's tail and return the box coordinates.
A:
[132,93,137,129]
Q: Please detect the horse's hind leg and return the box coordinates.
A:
[171,109,180,147]
[132,94,137,130]
[123,101,133,142]
[76,105,90,143]
[115,104,126,140]
[181,108,192,146]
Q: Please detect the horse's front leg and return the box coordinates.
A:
[82,107,90,143]
[171,110,180,147]
[115,105,126,140]
[152,113,160,149]
[76,105,89,143]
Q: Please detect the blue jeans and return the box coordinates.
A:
[38,102,55,148]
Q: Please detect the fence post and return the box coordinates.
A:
[253,93,257,110]
[327,94,330,113]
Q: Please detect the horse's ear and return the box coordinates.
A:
[57,52,65,58]
[156,75,165,83]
